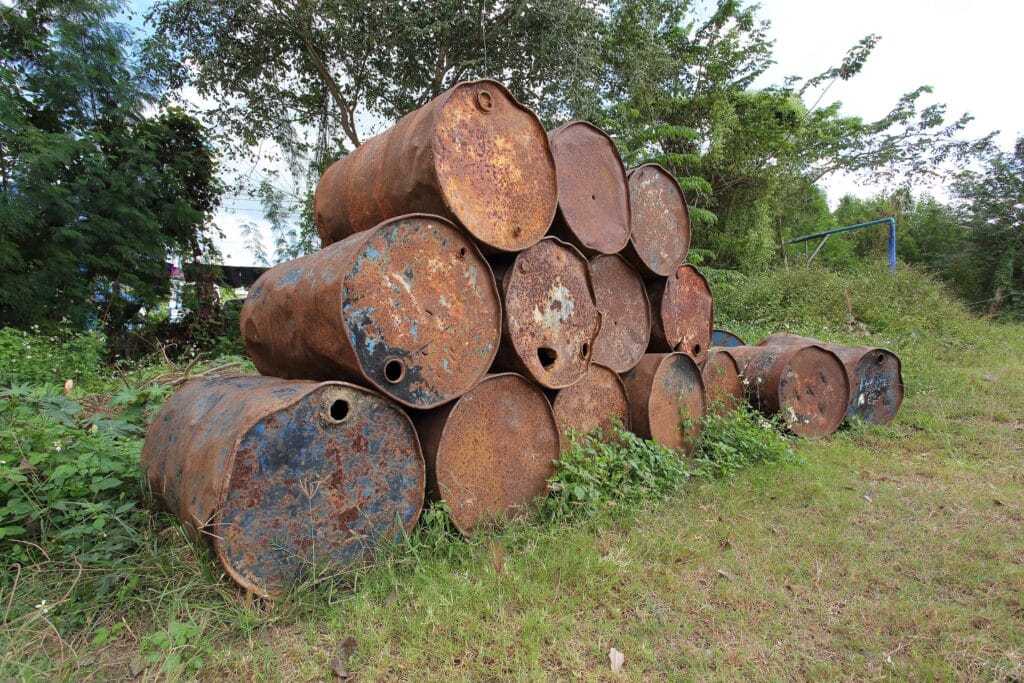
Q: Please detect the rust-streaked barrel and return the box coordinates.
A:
[141,376,424,597]
[622,164,691,277]
[492,237,601,389]
[240,214,500,409]
[414,373,559,536]
[552,364,630,438]
[620,353,705,453]
[314,79,557,253]
[648,264,713,364]
[712,329,746,348]
[590,254,651,373]
[701,348,744,413]
[757,333,904,425]
[547,121,630,255]
[730,345,849,438]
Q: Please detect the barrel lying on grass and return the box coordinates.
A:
[758,333,904,425]
[315,79,557,254]
[141,376,425,597]
[551,363,631,439]
[730,344,850,438]
[414,374,559,537]
[240,214,501,409]
[620,352,706,453]
[701,348,744,413]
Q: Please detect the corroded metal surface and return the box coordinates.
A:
[140,375,425,597]
[730,345,849,438]
[414,373,559,537]
[648,264,713,365]
[621,164,691,277]
[712,329,746,348]
[552,364,631,439]
[701,348,744,414]
[547,121,630,255]
[314,79,557,253]
[492,237,602,389]
[589,254,651,373]
[758,333,904,425]
[241,214,501,409]
[620,353,705,453]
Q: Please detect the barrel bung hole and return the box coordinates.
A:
[329,399,350,421]
[692,343,702,356]
[384,359,406,384]
[876,353,885,364]
[537,347,558,370]
[580,342,591,360]
[458,246,467,259]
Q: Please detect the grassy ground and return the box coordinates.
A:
[2,264,1023,680]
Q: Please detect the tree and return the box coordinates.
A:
[0,1,221,335]
[145,0,605,258]
[953,138,1024,317]
[593,0,992,271]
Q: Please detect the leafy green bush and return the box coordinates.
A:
[545,422,691,520]
[0,327,108,390]
[0,384,146,564]
[693,403,796,480]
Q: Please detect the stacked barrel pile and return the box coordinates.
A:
[141,80,904,597]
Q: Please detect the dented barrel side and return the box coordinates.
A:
[315,79,557,253]
[701,348,744,414]
[414,373,559,537]
[492,237,602,389]
[241,214,501,409]
[758,333,904,424]
[620,352,705,453]
[590,254,651,373]
[547,121,631,255]
[141,375,425,597]
[622,164,691,278]
[648,264,713,365]
[552,363,631,440]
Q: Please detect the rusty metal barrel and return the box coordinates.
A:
[492,237,602,389]
[140,376,425,597]
[712,329,746,348]
[647,264,713,365]
[240,214,501,409]
[547,121,630,255]
[729,344,849,438]
[314,79,557,254]
[551,364,631,439]
[757,333,904,425]
[589,254,651,373]
[414,373,559,536]
[622,164,691,277]
[701,348,744,413]
[620,352,705,453]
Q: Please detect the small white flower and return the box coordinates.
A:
[52,441,62,452]
[35,599,50,614]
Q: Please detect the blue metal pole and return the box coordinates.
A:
[887,217,896,273]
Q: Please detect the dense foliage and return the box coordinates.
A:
[0,1,222,336]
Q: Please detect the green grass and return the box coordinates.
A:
[2,264,1023,680]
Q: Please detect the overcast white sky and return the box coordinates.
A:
[198,0,1023,266]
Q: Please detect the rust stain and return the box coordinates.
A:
[413,374,559,537]
[140,376,425,597]
[552,364,631,444]
[589,254,651,373]
[730,344,849,438]
[240,214,501,409]
[547,121,631,255]
[758,333,904,425]
[314,80,557,254]
[648,264,713,365]
[620,353,705,454]
[492,238,601,389]
[622,164,691,277]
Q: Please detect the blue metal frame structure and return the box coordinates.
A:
[784,217,897,272]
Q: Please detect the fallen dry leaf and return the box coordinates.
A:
[716,568,736,581]
[331,636,357,679]
[63,379,73,396]
[609,647,625,672]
